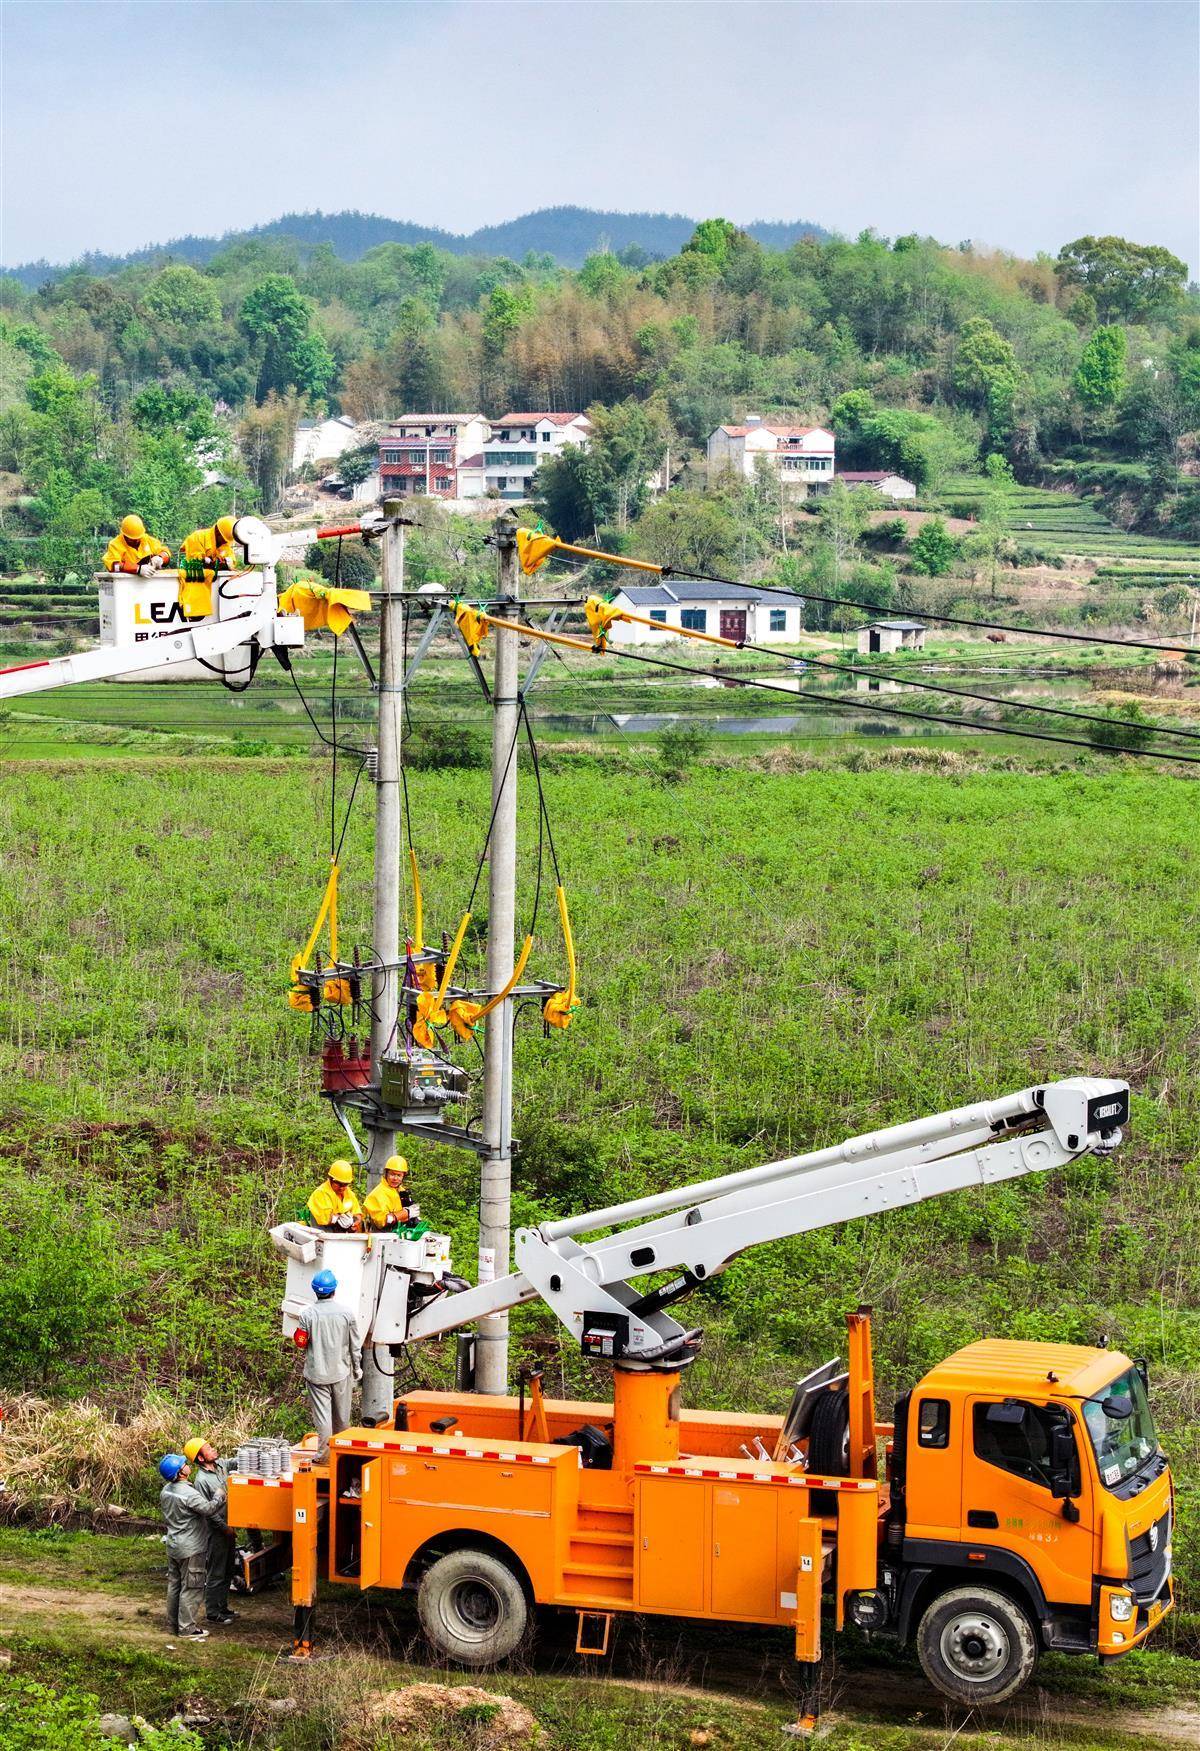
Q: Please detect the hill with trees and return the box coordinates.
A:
[1,205,832,289]
[1,217,1197,598]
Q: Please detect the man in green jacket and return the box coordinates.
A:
[184,1436,237,1625]
[158,1453,226,1641]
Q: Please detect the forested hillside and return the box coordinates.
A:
[1,205,831,288]
[1,217,1197,590]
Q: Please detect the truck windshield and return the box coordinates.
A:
[1082,1366,1158,1491]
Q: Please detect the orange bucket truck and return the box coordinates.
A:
[230,1075,1174,1706]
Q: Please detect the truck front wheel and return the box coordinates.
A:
[418,1548,529,1666]
[917,1585,1037,1705]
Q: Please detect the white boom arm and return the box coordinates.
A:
[403,1075,1128,1363]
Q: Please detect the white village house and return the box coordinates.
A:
[380,414,492,500]
[607,580,805,648]
[837,470,917,501]
[707,417,835,497]
[292,415,361,473]
[469,412,593,502]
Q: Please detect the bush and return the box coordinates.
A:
[0,1675,107,1750]
[909,518,958,577]
[1085,701,1155,752]
[0,1187,121,1389]
[656,719,710,780]
[303,540,377,587]
[862,518,907,550]
[403,722,488,771]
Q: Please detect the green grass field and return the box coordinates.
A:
[2,753,1199,1742]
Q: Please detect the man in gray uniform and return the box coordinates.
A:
[158,1453,226,1641]
[184,1436,237,1625]
[294,1268,360,1460]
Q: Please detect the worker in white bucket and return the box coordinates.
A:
[305,1160,363,1231]
[103,513,171,575]
[158,1452,227,1642]
[293,1269,361,1460]
[363,1155,414,1230]
[183,1436,237,1626]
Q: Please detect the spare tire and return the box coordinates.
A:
[808,1387,851,1475]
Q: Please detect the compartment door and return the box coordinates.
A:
[636,1477,705,1613]
[359,1460,382,1590]
[711,1484,778,1620]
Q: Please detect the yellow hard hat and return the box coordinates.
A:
[183,1437,206,1463]
[328,1159,355,1185]
[215,515,236,542]
[121,514,146,541]
[384,1155,408,1179]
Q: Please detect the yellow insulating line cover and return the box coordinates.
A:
[291,863,339,983]
[543,885,579,1029]
[435,912,472,1007]
[515,527,663,578]
[408,847,424,951]
[479,613,595,654]
[475,933,534,1020]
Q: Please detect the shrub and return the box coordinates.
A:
[656,719,710,780]
[909,518,958,577]
[403,722,488,770]
[0,1186,121,1389]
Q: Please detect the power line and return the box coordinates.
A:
[602,644,1200,767]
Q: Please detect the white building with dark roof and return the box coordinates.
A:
[707,416,835,496]
[837,470,917,500]
[608,580,805,647]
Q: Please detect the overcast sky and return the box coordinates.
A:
[3,0,1197,272]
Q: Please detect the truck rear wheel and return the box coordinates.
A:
[917,1585,1037,1705]
[417,1548,528,1667]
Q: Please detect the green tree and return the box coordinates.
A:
[683,218,740,267]
[239,275,331,402]
[534,444,604,542]
[816,480,873,583]
[1055,236,1188,324]
[1074,324,1127,411]
[909,516,958,576]
[585,396,672,530]
[143,263,222,328]
[952,316,1021,407]
[633,491,740,573]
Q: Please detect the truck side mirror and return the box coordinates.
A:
[1048,1421,1077,1500]
[1134,1358,1149,1391]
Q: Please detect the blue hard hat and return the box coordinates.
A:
[159,1453,187,1481]
[312,1269,338,1299]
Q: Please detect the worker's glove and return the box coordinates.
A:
[332,1213,355,1231]
[137,559,157,577]
[408,1203,420,1221]
[293,1329,310,1349]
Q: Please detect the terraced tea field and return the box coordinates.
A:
[941,477,1200,569]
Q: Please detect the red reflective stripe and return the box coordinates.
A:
[0,659,51,676]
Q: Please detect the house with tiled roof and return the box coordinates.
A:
[378,414,491,500]
[837,469,917,500]
[707,415,835,498]
[480,412,592,500]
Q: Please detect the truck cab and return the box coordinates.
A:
[891,1340,1173,1703]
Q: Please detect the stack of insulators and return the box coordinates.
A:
[321,1036,372,1093]
[234,1438,294,1477]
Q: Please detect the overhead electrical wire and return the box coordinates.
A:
[598,642,1200,766]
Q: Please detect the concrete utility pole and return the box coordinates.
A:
[475,513,520,1394]
[361,501,405,1424]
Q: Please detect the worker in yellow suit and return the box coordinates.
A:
[363,1156,413,1231]
[103,514,171,575]
[305,1160,363,1231]
[180,516,241,580]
